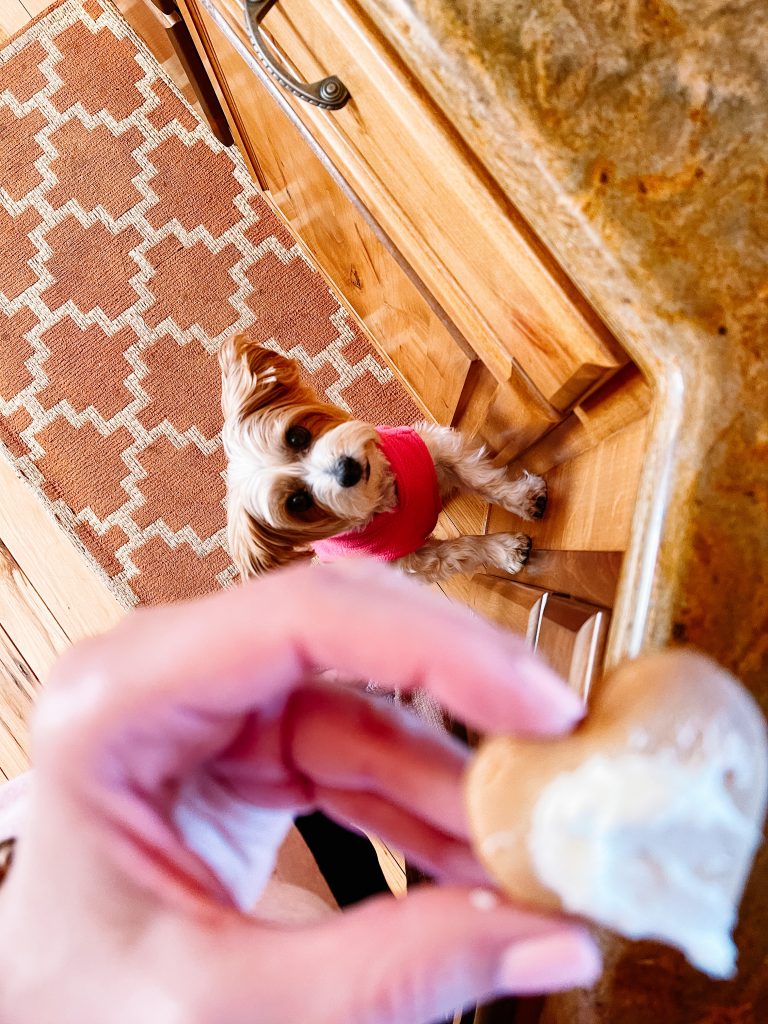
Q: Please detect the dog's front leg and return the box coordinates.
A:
[469,463,547,521]
[421,427,547,520]
[397,533,532,582]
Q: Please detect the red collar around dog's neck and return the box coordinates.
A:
[312,426,442,563]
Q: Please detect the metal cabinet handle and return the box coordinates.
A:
[244,0,350,110]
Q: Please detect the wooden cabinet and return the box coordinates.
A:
[169,0,650,676]
[533,595,609,703]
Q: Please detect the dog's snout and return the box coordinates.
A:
[334,456,363,488]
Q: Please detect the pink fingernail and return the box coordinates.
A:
[497,932,601,995]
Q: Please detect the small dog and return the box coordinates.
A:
[220,336,547,582]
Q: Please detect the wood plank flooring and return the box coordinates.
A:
[0,0,30,41]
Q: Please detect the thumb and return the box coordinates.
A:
[212,885,601,1024]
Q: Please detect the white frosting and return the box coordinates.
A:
[469,888,499,912]
[527,742,762,978]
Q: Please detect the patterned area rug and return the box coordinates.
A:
[0,0,418,607]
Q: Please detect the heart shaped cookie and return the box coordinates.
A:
[465,651,767,978]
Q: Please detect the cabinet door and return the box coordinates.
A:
[452,361,561,463]
[177,0,473,425]
[532,595,609,702]
[438,573,545,638]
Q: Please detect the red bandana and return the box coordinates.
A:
[313,426,442,562]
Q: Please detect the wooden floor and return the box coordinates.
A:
[0,0,202,781]
[0,0,43,39]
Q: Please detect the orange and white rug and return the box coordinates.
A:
[0,0,417,606]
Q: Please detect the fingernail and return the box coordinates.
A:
[497,932,602,995]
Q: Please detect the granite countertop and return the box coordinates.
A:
[354,1,768,1019]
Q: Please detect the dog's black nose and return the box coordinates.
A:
[334,456,363,488]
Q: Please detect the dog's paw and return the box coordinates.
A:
[521,472,548,520]
[497,533,533,575]
[497,471,548,521]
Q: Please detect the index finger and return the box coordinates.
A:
[38,561,582,757]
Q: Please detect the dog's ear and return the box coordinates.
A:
[219,335,308,422]
[227,499,310,577]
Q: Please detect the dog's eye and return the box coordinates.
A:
[286,489,313,515]
[286,425,311,450]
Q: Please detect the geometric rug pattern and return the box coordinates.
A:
[0,0,418,606]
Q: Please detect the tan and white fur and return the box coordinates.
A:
[220,336,547,582]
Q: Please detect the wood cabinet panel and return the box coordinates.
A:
[485,550,622,608]
[508,364,652,476]
[116,0,203,112]
[163,6,234,143]
[532,595,609,702]
[489,414,649,552]
[438,573,544,637]
[181,0,472,424]
[206,0,625,409]
[452,362,561,463]
[438,577,607,703]
[368,836,407,898]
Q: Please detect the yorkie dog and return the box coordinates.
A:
[220,335,547,581]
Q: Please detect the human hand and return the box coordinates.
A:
[0,561,600,1023]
